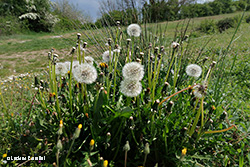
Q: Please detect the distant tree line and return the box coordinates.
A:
[96,0,250,27]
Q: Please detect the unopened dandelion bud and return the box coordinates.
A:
[70,47,76,55]
[160,46,164,52]
[100,157,104,161]
[53,162,57,167]
[144,143,150,155]
[136,58,141,63]
[148,42,152,49]
[154,47,159,53]
[181,148,187,156]
[129,116,133,120]
[90,139,95,151]
[77,33,81,39]
[127,38,131,45]
[210,61,216,68]
[83,42,87,48]
[123,141,130,151]
[107,38,112,46]
[57,140,63,150]
[103,160,108,167]
[116,20,120,26]
[48,52,52,60]
[73,124,82,139]
[157,53,161,59]
[171,41,180,49]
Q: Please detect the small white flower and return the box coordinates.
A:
[102,50,113,63]
[73,63,97,84]
[84,56,94,65]
[122,62,144,81]
[120,80,142,97]
[55,62,68,76]
[127,24,141,37]
[186,64,202,78]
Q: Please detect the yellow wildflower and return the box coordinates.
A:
[90,139,95,146]
[78,124,82,129]
[182,148,187,156]
[103,160,108,167]
[212,105,216,110]
[3,153,7,158]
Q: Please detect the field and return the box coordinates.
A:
[0,11,250,166]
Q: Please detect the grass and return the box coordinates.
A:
[0,12,249,79]
[0,11,250,166]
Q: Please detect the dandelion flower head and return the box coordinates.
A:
[122,62,144,81]
[120,80,142,97]
[55,62,68,76]
[171,41,180,49]
[102,50,113,63]
[73,63,97,84]
[127,24,141,37]
[186,64,202,78]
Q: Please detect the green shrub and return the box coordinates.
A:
[246,15,250,23]
[199,19,217,34]
[217,15,240,33]
[0,16,22,35]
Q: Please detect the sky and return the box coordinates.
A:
[51,0,214,22]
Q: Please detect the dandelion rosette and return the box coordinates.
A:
[120,79,142,97]
[55,62,68,76]
[127,24,141,37]
[102,50,114,63]
[186,64,202,78]
[73,63,97,84]
[122,62,144,81]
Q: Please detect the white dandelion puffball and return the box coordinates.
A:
[122,62,144,81]
[63,61,71,71]
[84,56,94,65]
[55,62,68,76]
[102,50,113,62]
[186,64,202,78]
[120,80,142,97]
[193,85,205,99]
[73,63,97,84]
[127,24,141,37]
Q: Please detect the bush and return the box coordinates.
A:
[216,15,240,33]
[199,19,217,34]
[0,16,23,35]
[246,15,250,23]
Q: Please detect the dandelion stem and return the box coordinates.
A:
[159,85,195,107]
[143,154,148,167]
[64,139,75,167]
[204,125,237,134]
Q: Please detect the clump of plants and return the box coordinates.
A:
[1,18,248,166]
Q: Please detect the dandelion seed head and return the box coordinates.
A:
[120,80,142,97]
[193,84,206,99]
[186,64,202,78]
[127,24,141,37]
[102,50,113,63]
[55,62,68,76]
[122,62,144,81]
[84,56,94,65]
[73,63,97,84]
